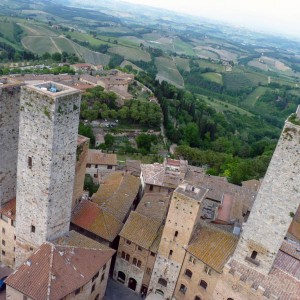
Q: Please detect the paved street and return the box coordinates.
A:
[105,279,143,300]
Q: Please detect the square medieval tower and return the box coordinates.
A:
[15,82,81,266]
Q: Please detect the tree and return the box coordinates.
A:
[104,134,115,148]
[52,52,62,62]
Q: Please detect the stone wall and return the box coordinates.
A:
[232,120,300,275]
[73,135,89,209]
[15,83,81,266]
[0,79,23,204]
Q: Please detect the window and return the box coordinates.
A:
[2,228,5,234]
[91,284,95,293]
[121,251,126,259]
[107,165,113,169]
[14,235,16,240]
[195,297,201,300]
[199,280,208,290]
[92,272,99,282]
[204,265,212,275]
[101,273,105,282]
[185,269,192,278]
[28,157,32,169]
[146,267,151,275]
[2,240,5,246]
[126,240,131,245]
[138,246,142,251]
[158,278,167,287]
[103,263,106,271]
[11,220,15,227]
[251,251,258,260]
[31,225,36,233]
[125,254,130,261]
[168,250,173,259]
[227,298,234,300]
[2,250,5,256]
[94,174,98,178]
[149,185,154,191]
[150,252,155,257]
[95,165,98,168]
[30,247,33,251]
[75,288,81,295]
[189,255,196,264]
[87,164,91,168]
[174,231,178,238]
[179,284,187,294]
[137,260,142,268]
[133,257,137,266]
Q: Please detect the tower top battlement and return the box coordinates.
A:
[0,77,22,88]
[25,81,80,97]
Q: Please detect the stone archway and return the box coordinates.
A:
[128,277,137,291]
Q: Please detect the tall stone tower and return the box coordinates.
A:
[232,107,300,275]
[0,78,23,204]
[15,82,81,266]
[148,182,208,299]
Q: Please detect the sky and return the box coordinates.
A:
[123,0,300,38]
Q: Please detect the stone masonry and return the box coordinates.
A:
[232,113,300,275]
[15,82,81,266]
[148,183,208,299]
[0,78,23,205]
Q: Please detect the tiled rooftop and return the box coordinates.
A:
[0,198,16,220]
[120,211,162,250]
[6,236,114,300]
[91,172,140,222]
[71,200,123,242]
[87,149,117,166]
[135,192,171,221]
[188,224,238,273]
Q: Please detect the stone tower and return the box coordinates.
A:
[0,78,23,205]
[148,182,208,299]
[232,107,300,275]
[15,82,81,266]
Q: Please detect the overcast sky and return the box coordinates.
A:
[123,0,300,38]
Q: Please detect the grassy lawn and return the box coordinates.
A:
[202,72,223,85]
[22,36,58,54]
[223,72,254,90]
[117,153,163,164]
[243,86,269,107]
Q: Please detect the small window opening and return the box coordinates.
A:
[251,251,258,260]
[31,225,36,233]
[28,157,32,169]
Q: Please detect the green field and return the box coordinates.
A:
[198,59,224,72]
[202,72,223,85]
[109,46,151,62]
[0,21,16,41]
[155,56,184,88]
[243,86,270,107]
[22,36,59,54]
[174,57,190,72]
[18,23,57,36]
[223,72,254,90]
[120,60,143,71]
[200,95,253,116]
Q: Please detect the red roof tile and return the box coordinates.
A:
[0,198,16,220]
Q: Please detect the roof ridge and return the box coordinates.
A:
[55,243,114,253]
[47,243,55,300]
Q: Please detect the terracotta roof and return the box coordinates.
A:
[6,239,114,300]
[80,74,98,84]
[241,179,261,192]
[77,134,89,146]
[188,224,238,273]
[215,193,234,224]
[87,149,117,166]
[166,158,180,167]
[0,198,16,220]
[125,159,141,177]
[135,192,171,221]
[288,206,300,241]
[71,200,123,242]
[91,172,140,222]
[150,226,164,253]
[120,211,162,250]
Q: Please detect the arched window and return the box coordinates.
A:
[158,278,167,287]
[117,271,126,283]
[195,297,201,300]
[168,250,173,259]
[137,260,142,268]
[185,269,193,278]
[174,231,178,237]
[199,280,208,290]
[155,289,164,296]
[133,257,137,266]
[179,284,187,294]
[251,251,257,260]
[125,254,130,261]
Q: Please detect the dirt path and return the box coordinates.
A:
[50,37,61,53]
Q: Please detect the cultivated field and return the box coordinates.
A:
[155,56,184,88]
[202,72,223,85]
[243,86,270,107]
[109,46,151,62]
[174,57,190,72]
